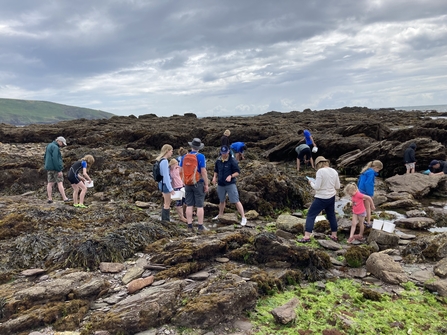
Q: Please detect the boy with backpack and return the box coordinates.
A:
[180,138,209,232]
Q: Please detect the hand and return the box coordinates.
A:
[171,190,176,195]
[212,178,216,185]
[204,184,209,193]
[225,175,232,182]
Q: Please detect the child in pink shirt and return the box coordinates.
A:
[169,159,187,222]
[344,183,375,243]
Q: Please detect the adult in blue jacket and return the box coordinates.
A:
[44,136,70,204]
[212,146,246,226]
[230,142,246,162]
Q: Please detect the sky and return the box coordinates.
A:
[0,0,447,117]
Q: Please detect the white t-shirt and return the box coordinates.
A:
[310,167,340,199]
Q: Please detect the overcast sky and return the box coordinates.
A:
[1,1,446,117]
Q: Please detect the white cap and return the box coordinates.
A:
[56,136,67,146]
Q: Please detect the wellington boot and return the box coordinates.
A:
[161,208,171,222]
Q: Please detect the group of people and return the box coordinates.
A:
[404,142,447,175]
[156,135,247,232]
[298,157,383,244]
[44,136,95,207]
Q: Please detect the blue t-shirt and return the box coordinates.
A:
[230,142,245,153]
[303,130,313,146]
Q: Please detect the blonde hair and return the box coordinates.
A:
[224,129,231,136]
[177,147,188,156]
[316,160,329,170]
[81,154,95,171]
[343,183,358,197]
[156,144,173,161]
[360,160,383,174]
[169,158,178,167]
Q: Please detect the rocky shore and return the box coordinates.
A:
[1,107,447,335]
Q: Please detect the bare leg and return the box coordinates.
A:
[176,206,187,222]
[235,201,245,219]
[57,181,68,200]
[358,216,365,238]
[348,215,357,242]
[72,184,79,205]
[78,182,88,205]
[186,206,194,224]
[162,193,171,210]
[364,200,371,224]
[47,182,55,200]
[218,202,226,216]
[310,157,315,169]
[196,207,204,225]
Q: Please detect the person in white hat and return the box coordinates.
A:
[43,136,70,203]
[298,156,340,243]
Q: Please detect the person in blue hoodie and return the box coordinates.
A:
[403,143,417,173]
[357,160,383,227]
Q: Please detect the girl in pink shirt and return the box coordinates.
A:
[344,183,375,243]
[169,159,187,222]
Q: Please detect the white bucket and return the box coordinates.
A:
[372,219,383,230]
[312,146,318,153]
[382,222,395,233]
[85,180,94,188]
[315,215,326,223]
[171,188,185,200]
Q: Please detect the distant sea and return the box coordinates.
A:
[383,104,447,113]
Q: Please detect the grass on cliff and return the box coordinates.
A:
[250,279,447,335]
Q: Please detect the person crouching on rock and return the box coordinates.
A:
[344,183,375,243]
[169,158,187,223]
[68,155,95,208]
[156,144,175,221]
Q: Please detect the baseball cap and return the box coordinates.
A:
[220,146,230,154]
[429,160,439,167]
[56,136,67,146]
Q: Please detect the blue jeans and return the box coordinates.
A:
[305,196,338,233]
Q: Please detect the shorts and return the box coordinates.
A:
[47,170,63,183]
[174,187,186,207]
[405,163,415,169]
[185,182,205,208]
[158,183,171,194]
[298,148,311,161]
[217,183,240,203]
[354,211,367,217]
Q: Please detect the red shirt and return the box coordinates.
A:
[352,191,366,215]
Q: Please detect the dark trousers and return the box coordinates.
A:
[305,196,338,233]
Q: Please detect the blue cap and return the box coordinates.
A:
[429,160,439,167]
[220,146,229,154]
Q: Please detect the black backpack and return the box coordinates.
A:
[152,158,166,182]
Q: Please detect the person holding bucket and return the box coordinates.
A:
[67,154,95,208]
[343,183,375,243]
[169,158,187,222]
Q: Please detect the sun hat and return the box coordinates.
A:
[188,138,205,150]
[429,160,439,167]
[56,136,67,146]
[220,146,230,154]
[314,156,328,166]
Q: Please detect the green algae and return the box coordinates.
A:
[251,279,447,334]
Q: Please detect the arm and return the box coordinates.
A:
[160,160,173,192]
[212,172,218,185]
[363,195,375,210]
[310,135,316,146]
[201,167,209,192]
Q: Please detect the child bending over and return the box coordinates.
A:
[344,183,375,243]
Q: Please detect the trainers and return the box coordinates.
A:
[73,204,79,207]
[197,225,204,233]
[212,215,219,220]
[77,204,88,208]
[187,224,194,232]
[63,199,71,203]
[47,200,53,204]
[241,217,247,226]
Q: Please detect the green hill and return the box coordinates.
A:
[0,98,115,125]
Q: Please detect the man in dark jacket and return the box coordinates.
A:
[211,146,247,226]
[429,160,447,175]
[44,136,69,203]
[403,143,416,173]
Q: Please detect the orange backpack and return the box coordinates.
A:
[182,153,201,185]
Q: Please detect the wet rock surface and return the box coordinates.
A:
[1,108,447,334]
